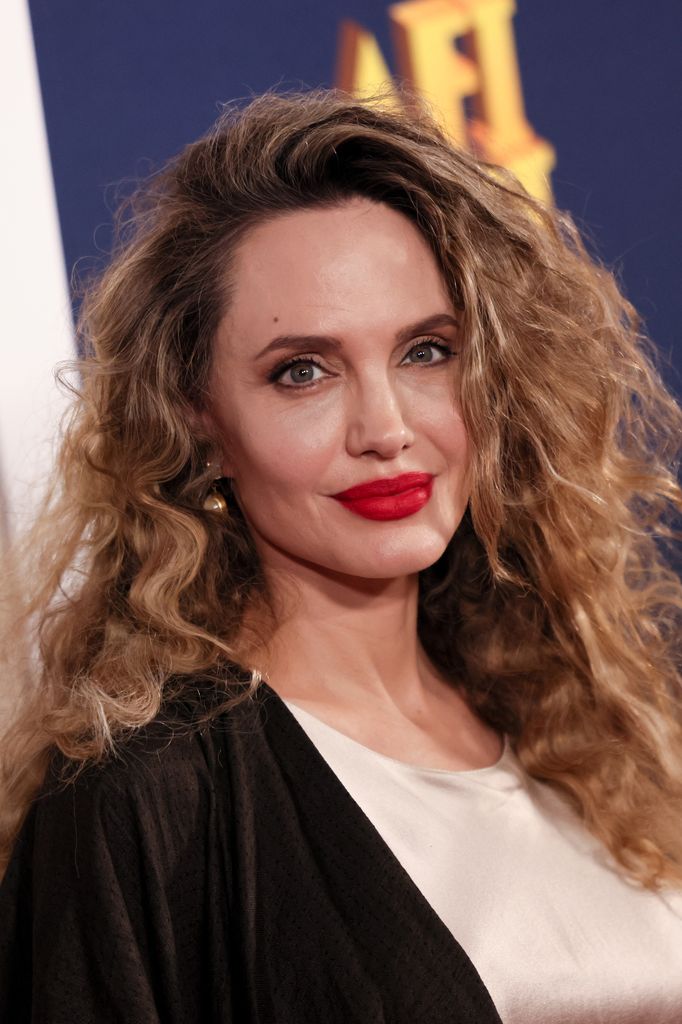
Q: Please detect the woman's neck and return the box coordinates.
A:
[250,566,448,717]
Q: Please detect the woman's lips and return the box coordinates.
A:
[330,472,434,521]
[331,472,434,500]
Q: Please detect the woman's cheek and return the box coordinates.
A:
[268,398,343,461]
[237,433,335,499]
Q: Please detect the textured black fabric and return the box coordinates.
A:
[0,680,503,1023]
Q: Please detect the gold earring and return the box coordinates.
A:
[203,487,228,513]
[203,460,229,513]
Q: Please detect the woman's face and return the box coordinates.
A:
[205,196,471,582]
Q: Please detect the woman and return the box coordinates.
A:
[1,86,681,1023]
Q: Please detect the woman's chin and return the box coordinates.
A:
[324,535,452,580]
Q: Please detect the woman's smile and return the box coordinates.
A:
[205,195,470,581]
[329,471,436,521]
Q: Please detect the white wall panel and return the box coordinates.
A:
[0,0,74,547]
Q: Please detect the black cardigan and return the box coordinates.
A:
[0,679,503,1023]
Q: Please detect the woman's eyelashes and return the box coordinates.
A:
[267,338,459,389]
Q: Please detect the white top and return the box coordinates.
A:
[283,698,682,1024]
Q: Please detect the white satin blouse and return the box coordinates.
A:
[283,698,682,1023]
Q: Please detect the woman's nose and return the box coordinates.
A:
[344,375,416,458]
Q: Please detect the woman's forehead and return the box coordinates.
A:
[222,200,453,344]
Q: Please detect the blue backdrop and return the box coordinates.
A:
[29,0,682,396]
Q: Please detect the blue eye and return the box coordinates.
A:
[402,339,455,366]
[268,338,458,389]
[271,360,325,387]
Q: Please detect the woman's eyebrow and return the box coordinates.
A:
[254,312,460,361]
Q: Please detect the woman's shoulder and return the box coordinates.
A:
[42,683,255,813]
[0,687,250,1021]
[13,683,259,876]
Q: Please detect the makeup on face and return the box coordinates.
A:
[205,197,471,582]
[330,472,435,521]
[265,335,457,390]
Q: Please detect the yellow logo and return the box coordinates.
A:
[336,0,555,204]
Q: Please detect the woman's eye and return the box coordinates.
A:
[269,338,457,389]
[402,339,456,366]
[269,358,327,388]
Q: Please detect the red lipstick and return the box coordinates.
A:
[330,472,434,521]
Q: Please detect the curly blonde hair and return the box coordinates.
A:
[2,85,681,889]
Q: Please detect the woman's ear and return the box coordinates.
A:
[190,402,235,479]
